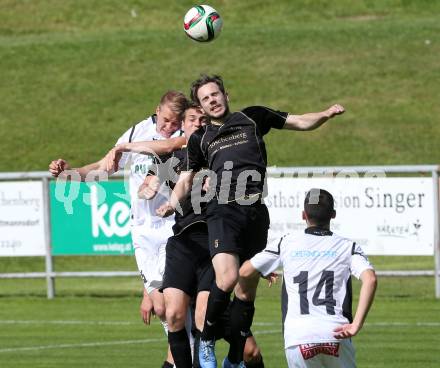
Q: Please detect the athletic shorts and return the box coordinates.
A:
[285,340,356,368]
[161,223,214,297]
[131,221,173,294]
[206,199,270,263]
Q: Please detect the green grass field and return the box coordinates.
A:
[1,256,439,367]
[1,0,440,170]
[1,1,440,367]
[1,267,440,367]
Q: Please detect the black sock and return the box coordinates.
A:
[227,297,255,363]
[161,361,174,368]
[168,329,191,368]
[193,329,201,368]
[201,283,231,341]
[246,356,265,368]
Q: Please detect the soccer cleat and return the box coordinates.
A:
[222,357,246,368]
[198,339,217,368]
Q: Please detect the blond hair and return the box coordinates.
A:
[159,90,189,120]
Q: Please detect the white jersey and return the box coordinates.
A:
[115,115,181,241]
[251,227,374,349]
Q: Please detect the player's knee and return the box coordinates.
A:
[165,306,186,330]
[216,270,239,292]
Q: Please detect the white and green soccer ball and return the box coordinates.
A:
[183,5,223,42]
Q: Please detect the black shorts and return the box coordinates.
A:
[206,199,270,263]
[162,223,214,297]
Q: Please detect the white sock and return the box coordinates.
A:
[161,319,169,336]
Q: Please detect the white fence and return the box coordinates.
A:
[1,166,439,299]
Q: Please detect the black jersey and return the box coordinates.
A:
[186,106,287,201]
[170,147,207,235]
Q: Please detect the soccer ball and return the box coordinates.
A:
[183,5,223,42]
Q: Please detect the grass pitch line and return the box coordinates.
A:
[1,320,439,327]
[0,329,282,354]
[0,337,167,353]
[0,320,281,327]
[0,319,135,326]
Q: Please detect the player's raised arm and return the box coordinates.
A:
[334,268,377,339]
[284,104,345,131]
[104,136,186,172]
[117,136,186,155]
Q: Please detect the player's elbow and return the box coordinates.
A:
[362,269,378,291]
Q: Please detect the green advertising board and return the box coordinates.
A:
[50,180,133,255]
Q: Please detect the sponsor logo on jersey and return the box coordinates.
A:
[290,250,337,259]
[133,162,154,175]
[300,343,339,360]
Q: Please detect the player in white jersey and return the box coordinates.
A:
[240,188,377,368]
[49,90,188,368]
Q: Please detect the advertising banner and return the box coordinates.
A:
[266,177,434,255]
[48,177,435,256]
[50,181,132,255]
[0,181,46,256]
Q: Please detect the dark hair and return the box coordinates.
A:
[182,101,204,119]
[159,90,189,120]
[304,188,335,226]
[190,74,226,104]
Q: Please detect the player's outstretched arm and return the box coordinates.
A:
[104,136,186,172]
[284,104,345,131]
[49,157,112,181]
[334,269,377,339]
[118,136,186,155]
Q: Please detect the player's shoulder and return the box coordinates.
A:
[327,231,357,253]
[240,106,267,118]
[116,115,155,144]
[329,231,354,244]
[266,232,295,254]
[133,115,156,136]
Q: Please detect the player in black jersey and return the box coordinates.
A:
[159,74,345,368]
[117,103,265,368]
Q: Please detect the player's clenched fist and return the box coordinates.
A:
[325,104,345,118]
[49,159,70,177]
[333,323,361,339]
[103,147,122,172]
[138,175,160,200]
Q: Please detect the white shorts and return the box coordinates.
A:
[131,220,173,294]
[285,340,356,368]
